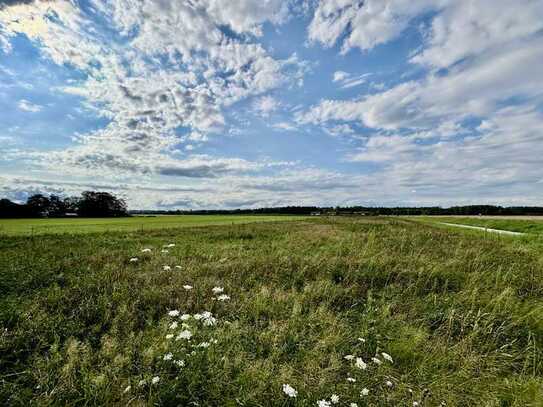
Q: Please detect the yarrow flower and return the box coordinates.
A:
[317,400,331,407]
[183,285,193,290]
[174,359,185,367]
[217,294,230,301]
[331,394,339,404]
[163,353,173,361]
[180,314,191,321]
[141,248,151,253]
[382,352,393,363]
[168,310,180,317]
[347,377,356,383]
[176,330,192,340]
[282,384,297,398]
[151,376,160,385]
[169,321,178,329]
[197,341,210,348]
[344,354,355,361]
[361,388,369,396]
[413,402,420,407]
[161,249,169,253]
[358,337,366,343]
[372,357,382,365]
[385,380,393,388]
[355,357,367,370]
[165,334,174,339]
[129,257,138,262]
[350,404,358,407]
[212,286,224,294]
[163,265,171,271]
[138,379,146,387]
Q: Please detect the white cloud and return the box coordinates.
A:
[308,0,447,53]
[0,0,307,177]
[17,99,42,112]
[253,95,280,117]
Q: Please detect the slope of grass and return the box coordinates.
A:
[416,216,543,234]
[0,214,307,236]
[1,218,542,406]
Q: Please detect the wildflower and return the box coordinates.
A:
[181,322,191,329]
[317,400,331,407]
[180,314,191,321]
[331,394,339,404]
[212,286,224,294]
[413,402,420,407]
[138,379,146,387]
[360,388,369,396]
[355,357,367,370]
[183,285,193,290]
[202,311,212,318]
[193,313,203,320]
[347,377,356,383]
[217,294,230,301]
[163,265,171,271]
[176,330,192,340]
[175,265,182,269]
[169,321,178,329]
[168,310,180,317]
[197,342,210,348]
[141,248,151,253]
[282,384,298,398]
[358,337,366,343]
[151,376,160,385]
[372,357,382,365]
[161,249,169,253]
[174,359,185,367]
[385,380,393,388]
[165,243,175,248]
[344,354,355,361]
[203,316,217,326]
[350,404,358,407]
[129,257,138,262]
[123,385,131,393]
[382,352,393,363]
[166,334,174,339]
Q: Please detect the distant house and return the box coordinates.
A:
[310,211,321,216]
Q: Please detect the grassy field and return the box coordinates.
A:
[1,217,542,406]
[0,215,307,236]
[416,216,543,234]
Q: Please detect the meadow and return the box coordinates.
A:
[0,214,307,236]
[1,217,542,406]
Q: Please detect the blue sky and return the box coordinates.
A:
[1,0,542,209]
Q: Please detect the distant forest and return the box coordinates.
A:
[132,205,543,216]
[1,192,542,218]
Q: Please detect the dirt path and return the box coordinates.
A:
[438,222,525,236]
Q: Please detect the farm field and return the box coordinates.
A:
[415,216,543,235]
[0,214,307,236]
[1,217,542,406]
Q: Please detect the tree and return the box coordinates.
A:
[76,191,128,217]
[0,199,30,218]
[47,195,68,217]
[26,194,50,217]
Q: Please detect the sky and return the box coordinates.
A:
[1,0,542,210]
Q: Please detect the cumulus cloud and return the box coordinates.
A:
[0,0,306,177]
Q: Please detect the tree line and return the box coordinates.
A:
[0,192,128,218]
[132,205,543,216]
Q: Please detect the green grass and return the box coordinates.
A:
[1,218,542,406]
[0,214,307,236]
[415,217,543,234]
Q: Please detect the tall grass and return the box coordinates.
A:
[1,218,542,405]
